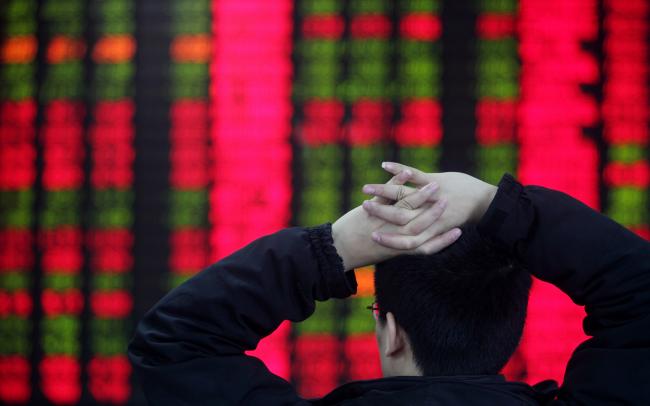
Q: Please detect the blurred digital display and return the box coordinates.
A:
[0,0,647,403]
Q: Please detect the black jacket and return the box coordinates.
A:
[128,175,650,405]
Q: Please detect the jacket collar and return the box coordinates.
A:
[312,375,555,405]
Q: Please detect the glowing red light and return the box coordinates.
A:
[304,100,344,121]
[91,290,133,318]
[604,161,650,187]
[299,100,344,145]
[344,335,381,380]
[39,228,84,273]
[604,122,648,143]
[13,290,32,317]
[0,229,33,270]
[346,122,386,145]
[87,230,133,272]
[0,124,35,143]
[40,355,81,404]
[477,14,516,39]
[89,123,134,144]
[519,0,599,384]
[44,101,85,124]
[42,289,84,316]
[0,143,36,188]
[0,356,30,403]
[211,0,292,379]
[630,226,650,240]
[0,100,37,124]
[350,15,392,38]
[169,144,210,188]
[42,251,81,276]
[294,335,339,398]
[41,127,85,189]
[394,100,441,146]
[400,14,441,41]
[88,356,131,403]
[169,229,209,272]
[346,100,392,146]
[171,100,208,126]
[301,15,345,39]
[298,122,342,145]
[0,290,32,317]
[476,100,517,145]
[93,100,135,123]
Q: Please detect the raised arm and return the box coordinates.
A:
[477,174,650,405]
[128,171,460,405]
[363,163,650,405]
[128,226,349,405]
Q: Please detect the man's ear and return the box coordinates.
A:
[384,312,407,357]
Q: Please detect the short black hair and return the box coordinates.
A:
[374,226,531,376]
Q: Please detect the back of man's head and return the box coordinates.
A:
[374,226,531,376]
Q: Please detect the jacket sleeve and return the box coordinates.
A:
[127,224,357,405]
[477,174,650,405]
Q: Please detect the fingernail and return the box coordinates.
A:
[372,232,381,242]
[362,185,375,194]
[382,162,393,170]
[453,229,462,238]
[363,200,375,210]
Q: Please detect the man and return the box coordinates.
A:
[128,163,650,405]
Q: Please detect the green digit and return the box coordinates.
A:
[299,0,343,15]
[344,297,375,335]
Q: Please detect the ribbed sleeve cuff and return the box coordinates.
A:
[306,224,358,299]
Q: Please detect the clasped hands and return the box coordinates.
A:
[332,162,497,271]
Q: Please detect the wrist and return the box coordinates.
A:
[331,220,354,271]
[472,183,498,223]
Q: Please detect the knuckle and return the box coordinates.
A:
[404,224,417,236]
[396,186,406,201]
[407,222,424,235]
[401,199,415,210]
[397,212,410,225]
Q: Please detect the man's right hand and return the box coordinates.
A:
[360,162,498,250]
